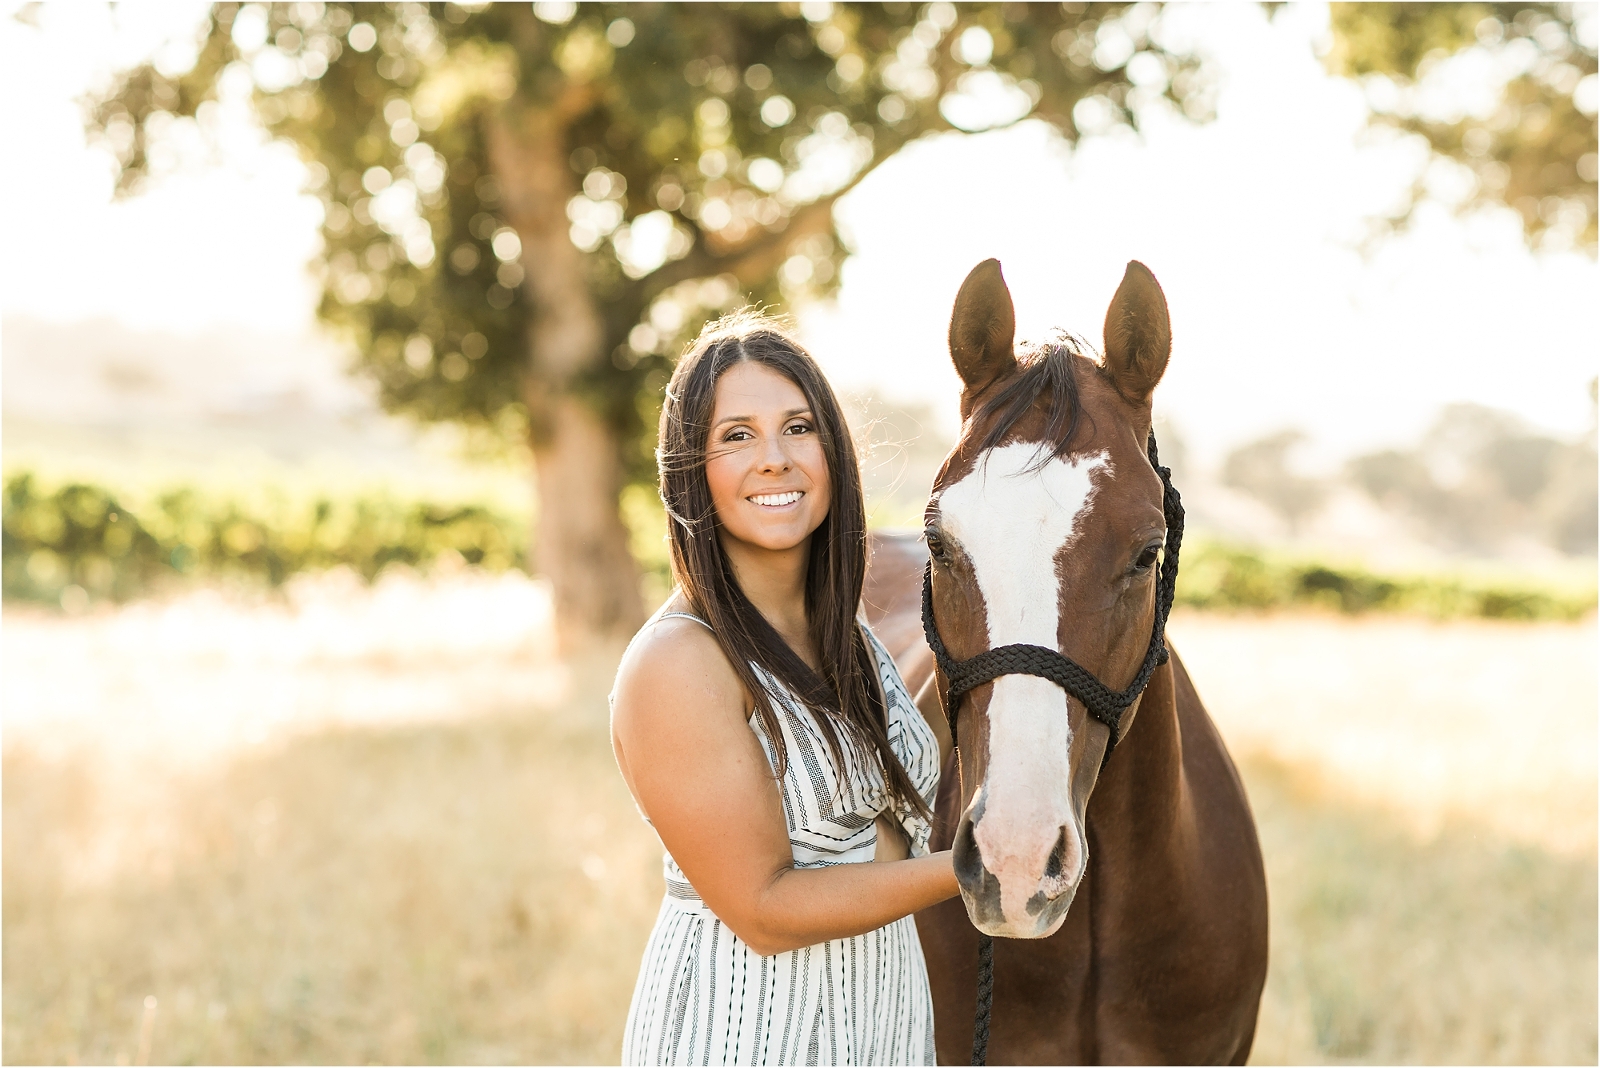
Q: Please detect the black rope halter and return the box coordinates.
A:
[921,432,1184,1066]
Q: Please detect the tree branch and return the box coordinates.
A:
[629,147,890,307]
[550,78,604,126]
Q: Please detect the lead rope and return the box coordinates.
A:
[938,433,1182,1067]
[972,933,995,1065]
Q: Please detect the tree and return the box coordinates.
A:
[1221,430,1327,535]
[1347,400,1599,554]
[1326,2,1598,254]
[87,1,1211,647]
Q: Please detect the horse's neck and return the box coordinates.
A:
[1088,659,1188,853]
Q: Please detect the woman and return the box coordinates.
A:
[611,313,959,1066]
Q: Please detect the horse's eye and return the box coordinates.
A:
[925,529,948,562]
[1134,545,1160,572]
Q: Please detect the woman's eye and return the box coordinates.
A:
[784,422,812,435]
[723,428,753,442]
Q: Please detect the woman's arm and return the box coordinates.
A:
[611,619,959,957]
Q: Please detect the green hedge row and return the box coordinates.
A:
[1175,542,1596,621]
[2,472,525,605]
[5,470,1593,620]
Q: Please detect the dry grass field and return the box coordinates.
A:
[3,574,1595,1065]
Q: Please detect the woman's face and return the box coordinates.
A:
[704,360,832,556]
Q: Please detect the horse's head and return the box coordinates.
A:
[926,258,1172,939]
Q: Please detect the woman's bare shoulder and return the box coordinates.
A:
[612,609,750,737]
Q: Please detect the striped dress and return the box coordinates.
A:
[621,615,941,1066]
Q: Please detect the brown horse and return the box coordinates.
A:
[863,260,1268,1064]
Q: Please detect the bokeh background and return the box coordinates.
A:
[3,2,1596,1064]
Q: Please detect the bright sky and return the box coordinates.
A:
[3,3,1595,470]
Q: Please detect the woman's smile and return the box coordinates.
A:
[748,490,805,508]
[705,360,832,556]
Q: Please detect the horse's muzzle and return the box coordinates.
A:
[952,798,1083,938]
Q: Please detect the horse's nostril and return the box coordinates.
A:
[952,812,1006,929]
[1044,827,1069,881]
[953,814,986,885]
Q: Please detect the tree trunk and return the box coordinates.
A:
[529,395,645,651]
[488,97,645,652]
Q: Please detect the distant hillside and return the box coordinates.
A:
[0,316,483,481]
[2,315,370,423]
[6,317,1592,576]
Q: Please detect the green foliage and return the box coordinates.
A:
[1176,539,1597,620]
[87,2,1211,471]
[7,469,1592,621]
[618,480,674,605]
[2,472,524,605]
[1327,3,1598,253]
[1327,3,1482,77]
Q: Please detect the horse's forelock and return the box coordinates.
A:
[970,334,1093,471]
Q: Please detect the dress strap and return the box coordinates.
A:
[656,611,713,632]
[860,618,888,656]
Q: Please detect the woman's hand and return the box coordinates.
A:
[611,615,958,956]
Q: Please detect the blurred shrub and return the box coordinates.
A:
[6,470,1593,621]
[619,483,672,601]
[3,472,525,605]
[1177,541,1597,621]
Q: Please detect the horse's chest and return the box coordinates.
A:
[920,884,1260,1065]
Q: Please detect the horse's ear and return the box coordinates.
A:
[1102,260,1171,406]
[949,259,1017,396]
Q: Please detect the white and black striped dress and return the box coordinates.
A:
[621,614,941,1066]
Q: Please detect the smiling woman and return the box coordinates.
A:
[609,314,957,1065]
[704,362,835,559]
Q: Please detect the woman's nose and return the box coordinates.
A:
[756,433,791,472]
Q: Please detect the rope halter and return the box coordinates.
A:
[920,432,1185,767]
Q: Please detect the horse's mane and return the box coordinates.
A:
[973,333,1091,467]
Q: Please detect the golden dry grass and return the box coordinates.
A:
[4,700,662,1064]
[1173,609,1598,1064]
[1174,609,1598,857]
[3,577,1595,1065]
[1245,755,1596,1065]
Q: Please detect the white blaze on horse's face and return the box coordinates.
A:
[938,441,1110,936]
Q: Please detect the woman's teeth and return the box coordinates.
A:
[749,491,803,507]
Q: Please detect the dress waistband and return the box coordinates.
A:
[662,876,713,916]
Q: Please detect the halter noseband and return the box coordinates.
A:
[920,433,1184,765]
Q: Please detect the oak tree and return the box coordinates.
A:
[90,1,1211,646]
[1328,2,1597,253]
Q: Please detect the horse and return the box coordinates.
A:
[863,259,1269,1064]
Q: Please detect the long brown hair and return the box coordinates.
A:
[657,311,931,821]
